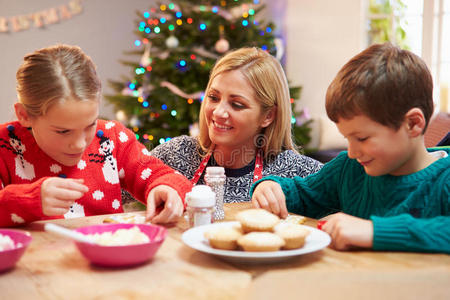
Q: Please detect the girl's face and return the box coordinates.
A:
[336,114,415,176]
[22,99,99,166]
[204,70,274,155]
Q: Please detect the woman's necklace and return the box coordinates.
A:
[191,149,263,185]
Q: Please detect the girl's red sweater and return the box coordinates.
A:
[0,120,192,227]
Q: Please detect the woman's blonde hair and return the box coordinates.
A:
[16,44,101,117]
[198,47,297,160]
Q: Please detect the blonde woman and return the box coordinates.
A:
[0,44,192,227]
[150,47,322,203]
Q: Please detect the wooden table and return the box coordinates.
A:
[1,203,449,300]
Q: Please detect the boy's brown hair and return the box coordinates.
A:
[326,43,434,132]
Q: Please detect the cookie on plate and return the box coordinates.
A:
[235,209,280,233]
[204,225,243,250]
[237,232,285,252]
[284,214,306,225]
[103,213,147,224]
[274,223,310,250]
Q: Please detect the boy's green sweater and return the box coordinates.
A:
[252,148,450,253]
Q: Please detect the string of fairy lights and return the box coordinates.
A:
[119,0,301,144]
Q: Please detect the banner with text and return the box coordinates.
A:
[0,0,83,33]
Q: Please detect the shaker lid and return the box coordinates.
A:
[205,166,225,176]
[186,185,215,207]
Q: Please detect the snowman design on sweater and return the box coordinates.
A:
[0,125,35,181]
[88,130,119,184]
[64,202,85,219]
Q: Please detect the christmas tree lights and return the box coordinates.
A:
[105,0,312,150]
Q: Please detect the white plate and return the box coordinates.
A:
[182,221,331,264]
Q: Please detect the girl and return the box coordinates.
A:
[0,44,192,227]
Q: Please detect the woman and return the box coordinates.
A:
[150,47,322,203]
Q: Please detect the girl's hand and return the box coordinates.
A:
[251,180,288,218]
[41,178,88,216]
[146,185,184,224]
[321,212,374,250]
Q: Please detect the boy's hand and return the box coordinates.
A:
[321,212,373,250]
[251,180,288,218]
[146,185,184,224]
[41,178,88,216]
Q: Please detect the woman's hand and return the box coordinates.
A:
[41,178,88,216]
[251,180,288,218]
[146,185,184,224]
[321,212,374,250]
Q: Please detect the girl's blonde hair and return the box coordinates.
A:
[16,44,101,117]
[198,47,297,159]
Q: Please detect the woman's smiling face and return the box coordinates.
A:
[204,70,273,155]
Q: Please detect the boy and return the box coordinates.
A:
[251,43,449,253]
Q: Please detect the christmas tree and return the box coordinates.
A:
[105,0,312,152]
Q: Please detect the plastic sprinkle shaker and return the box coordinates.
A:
[204,166,226,220]
[185,185,215,227]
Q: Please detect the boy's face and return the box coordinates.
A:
[24,99,99,166]
[336,114,414,176]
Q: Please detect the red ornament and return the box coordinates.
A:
[317,220,327,230]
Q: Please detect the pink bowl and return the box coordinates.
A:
[0,229,32,272]
[74,223,167,267]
